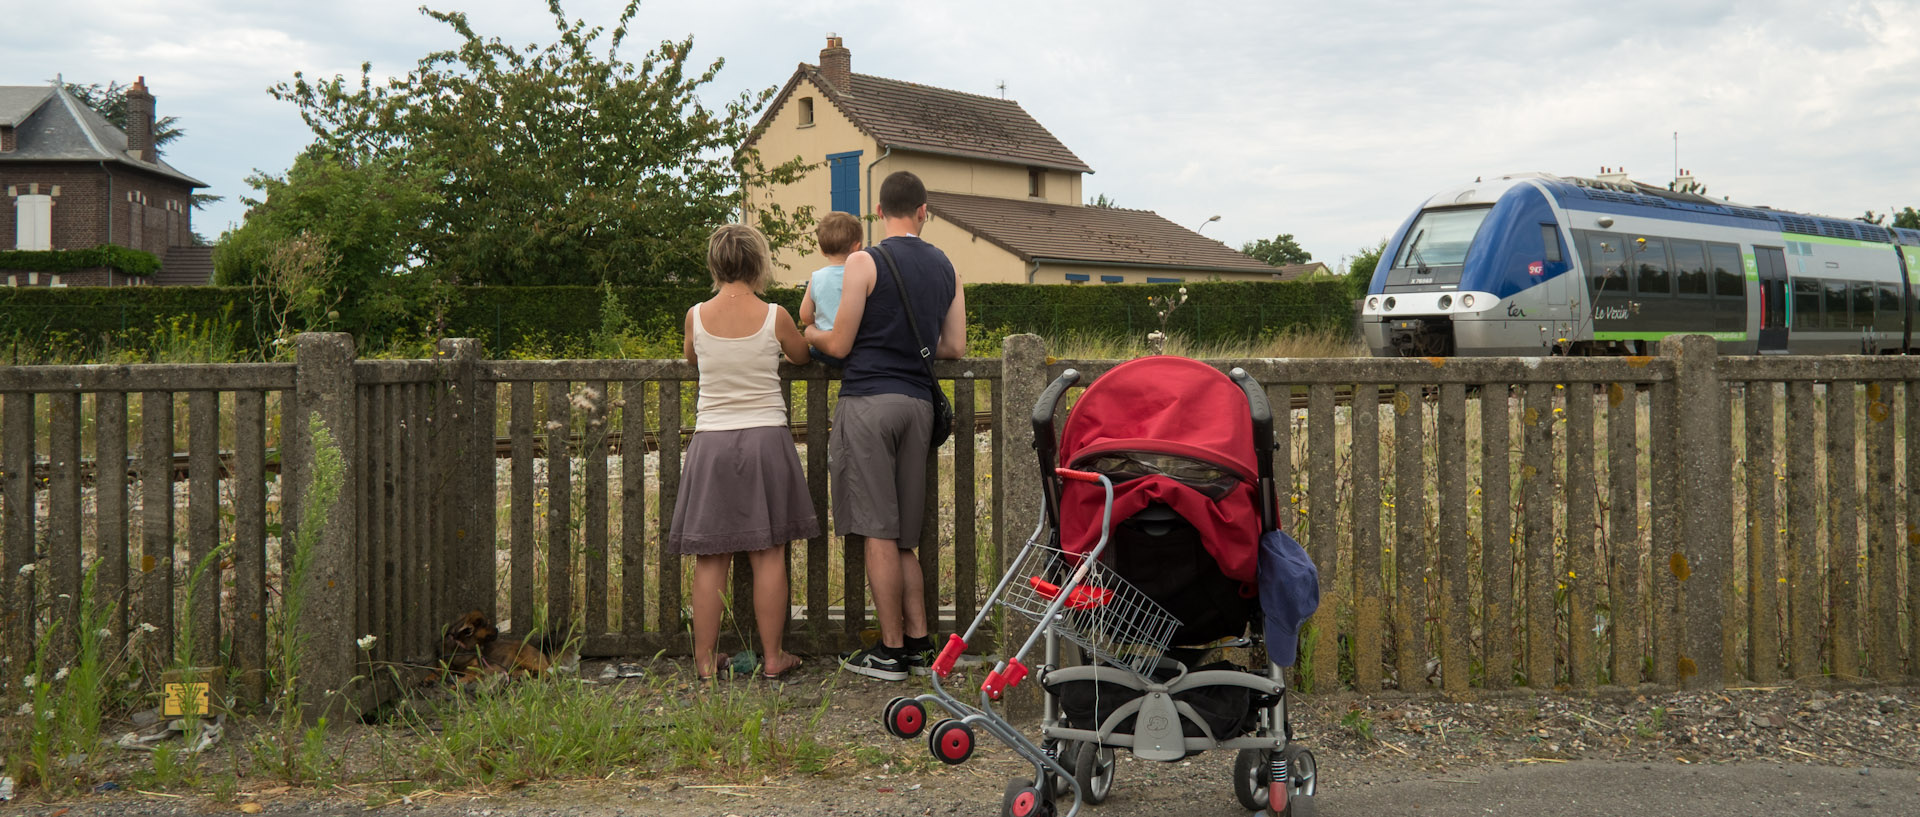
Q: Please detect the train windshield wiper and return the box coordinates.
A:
[1408,229,1430,274]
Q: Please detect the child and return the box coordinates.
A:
[797,211,863,368]
[668,223,818,681]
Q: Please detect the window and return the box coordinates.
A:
[1146,277,1184,283]
[1585,233,1627,293]
[1880,284,1901,323]
[1708,243,1745,299]
[1028,168,1045,198]
[1824,280,1849,329]
[798,97,814,126]
[1852,282,1876,330]
[1395,207,1491,268]
[1064,273,1089,284]
[1101,275,1123,284]
[1793,278,1822,329]
[14,194,52,251]
[1540,225,1563,263]
[1632,236,1670,296]
[1671,240,1708,296]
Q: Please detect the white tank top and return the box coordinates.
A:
[692,302,788,431]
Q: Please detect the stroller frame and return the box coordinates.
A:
[879,365,1319,817]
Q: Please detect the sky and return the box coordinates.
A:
[7,0,1918,269]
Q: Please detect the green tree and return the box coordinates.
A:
[1088,193,1119,208]
[215,149,440,341]
[267,0,812,287]
[1344,240,1387,299]
[1241,233,1312,266]
[1895,207,1920,230]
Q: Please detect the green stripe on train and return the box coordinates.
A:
[1593,330,1748,341]
[1782,232,1894,249]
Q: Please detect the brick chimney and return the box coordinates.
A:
[126,76,156,163]
[819,35,851,93]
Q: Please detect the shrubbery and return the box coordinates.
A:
[0,244,162,276]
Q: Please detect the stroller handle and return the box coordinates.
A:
[1054,467,1103,483]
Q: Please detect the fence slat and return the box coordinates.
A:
[1,393,33,676]
[476,376,499,621]
[187,390,221,665]
[1908,379,1920,679]
[1436,382,1468,694]
[370,386,391,666]
[1523,382,1556,688]
[1864,381,1897,680]
[804,379,831,647]
[96,391,131,647]
[1307,383,1338,692]
[1351,383,1382,693]
[1393,386,1427,690]
[140,391,175,656]
[1481,384,1513,689]
[1784,381,1820,680]
[1827,382,1859,680]
[657,379,684,641]
[546,382,575,637]
[1650,379,1679,685]
[234,390,268,703]
[510,383,535,633]
[412,383,434,657]
[1743,383,1779,682]
[1565,381,1595,689]
[585,381,610,637]
[954,378,979,645]
[621,381,648,638]
[45,392,81,662]
[1606,381,1642,686]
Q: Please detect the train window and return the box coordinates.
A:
[1633,236,1671,296]
[1852,283,1876,330]
[1880,284,1901,321]
[1709,244,1745,298]
[1824,280,1849,329]
[1396,207,1492,268]
[1672,241,1709,297]
[1585,234,1627,293]
[1793,279,1822,329]
[1541,225,1563,263]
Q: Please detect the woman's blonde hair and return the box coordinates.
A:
[707,223,771,291]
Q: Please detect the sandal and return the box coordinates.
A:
[760,656,804,682]
[697,664,742,682]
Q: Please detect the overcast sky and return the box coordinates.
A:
[8,0,1917,268]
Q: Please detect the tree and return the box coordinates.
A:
[1088,193,1119,208]
[267,0,812,287]
[1344,240,1387,299]
[1241,233,1312,266]
[216,149,440,340]
[1895,207,1920,230]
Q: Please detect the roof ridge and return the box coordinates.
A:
[850,72,1020,106]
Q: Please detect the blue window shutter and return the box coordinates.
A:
[1100,275,1123,283]
[1064,273,1089,282]
[828,150,862,215]
[1146,277,1184,283]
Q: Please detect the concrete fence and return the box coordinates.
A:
[3,333,1916,717]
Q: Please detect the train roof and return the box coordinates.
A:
[1518,173,1910,245]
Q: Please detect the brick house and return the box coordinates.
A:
[0,77,212,286]
[741,37,1277,285]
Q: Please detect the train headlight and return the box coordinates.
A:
[1438,295,1453,310]
[1368,297,1379,310]
[1461,294,1475,308]
[1383,297,1396,311]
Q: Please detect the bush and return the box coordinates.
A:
[0,244,162,276]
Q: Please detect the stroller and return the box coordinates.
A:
[879,357,1322,817]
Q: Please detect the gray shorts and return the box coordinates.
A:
[829,393,932,546]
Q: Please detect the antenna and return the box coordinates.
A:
[1673,131,1679,181]
[996,80,1006,99]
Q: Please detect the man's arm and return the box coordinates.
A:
[935,271,967,359]
[805,250,874,359]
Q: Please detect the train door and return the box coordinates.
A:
[1585,233,1632,345]
[1755,246,1789,353]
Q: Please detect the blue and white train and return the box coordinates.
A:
[1360,172,1920,357]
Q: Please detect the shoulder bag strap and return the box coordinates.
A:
[869,242,940,387]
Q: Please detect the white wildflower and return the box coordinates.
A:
[16,563,33,576]
[97,628,111,639]
[357,635,378,651]
[14,702,30,716]
[21,675,36,688]
[52,668,67,682]
[138,623,158,634]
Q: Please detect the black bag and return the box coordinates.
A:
[871,243,954,450]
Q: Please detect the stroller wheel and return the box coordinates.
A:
[1280,745,1319,808]
[1001,779,1050,817]
[1072,743,1116,804]
[1045,740,1080,798]
[928,719,976,765]
[1232,748,1270,811]
[883,697,926,739]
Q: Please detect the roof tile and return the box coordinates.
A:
[927,192,1278,274]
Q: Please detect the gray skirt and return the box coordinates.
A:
[667,425,821,555]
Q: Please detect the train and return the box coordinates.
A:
[1360,171,1920,357]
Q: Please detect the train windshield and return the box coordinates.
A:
[1395,206,1492,269]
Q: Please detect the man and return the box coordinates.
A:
[806,171,967,680]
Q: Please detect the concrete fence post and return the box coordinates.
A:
[998,334,1047,718]
[288,332,359,722]
[436,338,492,622]
[1667,335,1731,688]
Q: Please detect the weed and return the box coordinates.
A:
[1339,708,1376,743]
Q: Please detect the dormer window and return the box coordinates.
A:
[798,97,814,127]
[1028,168,1045,198]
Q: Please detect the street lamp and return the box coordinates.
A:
[1198,215,1221,233]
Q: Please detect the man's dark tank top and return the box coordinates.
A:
[841,235,957,402]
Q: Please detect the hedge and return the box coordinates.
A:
[2,278,1354,358]
[0,245,163,276]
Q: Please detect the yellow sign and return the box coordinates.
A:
[163,681,211,717]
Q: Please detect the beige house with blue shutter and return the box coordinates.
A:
[741,37,1277,285]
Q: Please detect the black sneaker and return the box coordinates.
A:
[903,644,936,676]
[839,646,908,681]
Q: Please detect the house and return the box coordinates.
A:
[741,37,1279,285]
[0,77,211,286]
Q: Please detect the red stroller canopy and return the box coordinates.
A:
[1057,356,1262,583]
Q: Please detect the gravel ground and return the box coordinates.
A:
[6,660,1916,816]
